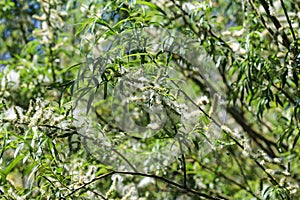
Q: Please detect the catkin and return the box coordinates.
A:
[209,93,219,117]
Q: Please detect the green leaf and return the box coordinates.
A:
[60,62,84,74]
[75,18,95,36]
[96,18,116,33]
[136,0,167,16]
[86,89,95,114]
[0,130,7,160]
[4,154,25,175]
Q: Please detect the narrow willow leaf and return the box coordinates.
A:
[4,155,25,175]
[292,70,299,87]
[60,63,84,74]
[0,130,7,160]
[275,94,283,107]
[75,18,95,36]
[96,19,116,33]
[86,90,95,114]
[14,143,24,158]
[103,81,108,99]
[136,0,167,16]
[292,128,300,150]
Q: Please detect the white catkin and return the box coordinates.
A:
[221,125,233,135]
[209,93,219,117]
[121,187,134,200]
[25,100,35,117]
[105,178,117,199]
[28,109,43,128]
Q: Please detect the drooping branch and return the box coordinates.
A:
[65,170,230,199]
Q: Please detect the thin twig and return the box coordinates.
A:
[111,148,138,173]
[170,79,280,186]
[249,0,275,36]
[258,0,290,48]
[280,0,296,41]
[177,136,187,188]
[65,170,229,199]
[194,157,263,200]
[65,171,115,197]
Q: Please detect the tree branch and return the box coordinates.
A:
[65,171,230,199]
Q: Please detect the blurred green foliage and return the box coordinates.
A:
[0,0,299,199]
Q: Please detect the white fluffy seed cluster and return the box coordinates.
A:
[3,98,71,130]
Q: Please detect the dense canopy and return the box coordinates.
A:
[0,0,299,199]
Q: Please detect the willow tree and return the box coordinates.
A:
[0,0,299,199]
